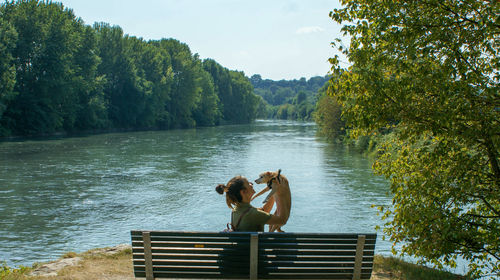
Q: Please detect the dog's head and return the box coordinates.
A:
[254,169,281,184]
[252,169,281,203]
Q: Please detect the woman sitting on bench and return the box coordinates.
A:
[216,175,287,231]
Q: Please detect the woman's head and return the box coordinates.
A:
[216,175,255,209]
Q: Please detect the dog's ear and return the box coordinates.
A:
[265,171,272,177]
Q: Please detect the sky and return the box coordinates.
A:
[57,0,346,81]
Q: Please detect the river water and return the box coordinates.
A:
[0,120,392,267]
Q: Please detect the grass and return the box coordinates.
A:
[2,249,468,280]
[1,247,134,280]
[372,255,468,280]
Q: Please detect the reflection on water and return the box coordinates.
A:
[0,120,392,266]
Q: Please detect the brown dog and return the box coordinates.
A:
[252,169,291,232]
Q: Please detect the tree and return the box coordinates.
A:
[329,0,499,277]
[0,17,17,133]
[229,70,258,123]
[203,59,233,122]
[192,65,221,126]
[94,23,145,128]
[71,24,107,130]
[1,0,98,135]
[126,37,173,128]
[315,83,345,140]
[156,39,201,128]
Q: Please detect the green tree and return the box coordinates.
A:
[192,65,221,126]
[229,70,258,123]
[94,23,146,128]
[71,24,107,130]
[0,17,17,133]
[1,0,98,135]
[203,59,234,122]
[329,0,499,277]
[254,95,270,119]
[315,83,345,140]
[126,37,174,128]
[293,91,307,105]
[273,87,293,105]
[137,40,173,129]
[156,39,201,128]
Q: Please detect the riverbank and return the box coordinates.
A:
[1,245,466,280]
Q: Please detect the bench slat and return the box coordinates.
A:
[134,271,249,279]
[258,272,373,279]
[135,265,248,273]
[260,267,373,273]
[259,235,377,240]
[260,255,373,262]
[131,231,249,238]
[258,261,374,268]
[131,236,251,243]
[132,231,376,239]
[133,259,250,268]
[133,266,251,278]
[258,243,376,250]
[133,249,250,257]
[132,252,249,261]
[132,241,251,249]
[259,238,377,245]
[259,248,375,256]
[259,233,376,238]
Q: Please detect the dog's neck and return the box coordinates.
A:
[267,170,282,188]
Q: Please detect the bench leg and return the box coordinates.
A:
[143,232,154,280]
[250,234,259,280]
[352,235,366,280]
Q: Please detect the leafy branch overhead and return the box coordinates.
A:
[329,0,499,278]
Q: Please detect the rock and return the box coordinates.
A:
[29,257,82,276]
[86,244,131,256]
[28,244,131,277]
[86,244,132,256]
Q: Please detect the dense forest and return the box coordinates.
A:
[0,0,262,137]
[250,74,328,121]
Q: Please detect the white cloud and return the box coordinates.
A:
[296,26,325,34]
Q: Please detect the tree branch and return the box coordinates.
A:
[464,213,500,219]
[483,135,500,187]
[480,196,500,217]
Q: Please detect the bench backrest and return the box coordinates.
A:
[131,231,376,280]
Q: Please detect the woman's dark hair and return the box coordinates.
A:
[215,176,247,209]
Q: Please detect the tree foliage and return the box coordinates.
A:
[250,74,328,120]
[0,0,258,137]
[314,82,345,141]
[329,0,499,277]
[0,16,17,127]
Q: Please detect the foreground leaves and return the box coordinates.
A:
[329,0,499,277]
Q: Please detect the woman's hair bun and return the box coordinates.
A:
[215,184,226,195]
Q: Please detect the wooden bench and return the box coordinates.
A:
[131,231,377,280]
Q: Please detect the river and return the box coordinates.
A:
[0,120,392,267]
